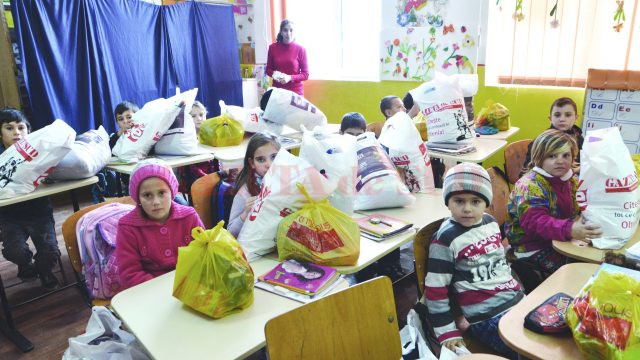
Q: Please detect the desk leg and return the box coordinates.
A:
[115,172,123,197]
[0,274,34,352]
[70,189,79,212]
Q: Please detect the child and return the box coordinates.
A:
[109,101,139,149]
[340,112,366,136]
[115,158,204,289]
[506,129,601,280]
[523,97,584,171]
[0,108,60,290]
[190,100,207,134]
[425,162,523,357]
[379,95,406,120]
[228,133,281,237]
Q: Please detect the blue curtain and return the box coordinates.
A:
[12,0,242,133]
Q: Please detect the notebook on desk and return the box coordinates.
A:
[426,141,477,155]
[357,214,413,241]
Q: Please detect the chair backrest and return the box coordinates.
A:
[366,122,384,138]
[504,139,532,184]
[486,167,510,228]
[265,276,401,360]
[190,172,221,229]
[414,218,446,296]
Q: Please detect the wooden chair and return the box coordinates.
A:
[413,218,497,355]
[264,277,401,360]
[62,196,134,306]
[366,122,384,138]
[190,172,221,230]
[486,167,510,229]
[504,139,532,185]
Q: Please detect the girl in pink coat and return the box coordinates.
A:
[115,158,204,289]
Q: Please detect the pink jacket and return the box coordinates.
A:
[115,202,204,289]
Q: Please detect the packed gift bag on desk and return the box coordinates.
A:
[173,222,254,319]
[0,119,75,199]
[219,99,283,134]
[49,126,111,180]
[277,183,360,266]
[198,113,245,147]
[154,88,201,156]
[261,87,327,132]
[474,100,510,131]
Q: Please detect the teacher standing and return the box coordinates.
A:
[266,19,309,96]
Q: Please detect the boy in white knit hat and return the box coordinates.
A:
[424,162,523,358]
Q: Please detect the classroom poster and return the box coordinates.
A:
[380,0,480,81]
[583,89,640,153]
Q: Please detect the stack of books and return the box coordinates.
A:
[255,259,341,303]
[357,214,413,241]
[426,141,477,155]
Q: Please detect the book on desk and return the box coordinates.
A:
[426,141,477,155]
[357,214,413,241]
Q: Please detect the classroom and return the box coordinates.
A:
[0,0,639,359]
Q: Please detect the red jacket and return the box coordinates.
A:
[115,202,204,289]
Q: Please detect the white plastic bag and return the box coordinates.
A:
[63,306,150,360]
[262,88,327,131]
[409,72,475,143]
[237,148,332,260]
[577,127,640,249]
[112,93,186,162]
[379,112,435,194]
[400,309,438,360]
[154,88,201,156]
[353,132,415,210]
[0,119,75,199]
[49,126,111,180]
[219,100,264,133]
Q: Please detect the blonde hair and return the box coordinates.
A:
[527,129,578,171]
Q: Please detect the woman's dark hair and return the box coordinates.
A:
[402,92,414,110]
[0,107,30,132]
[233,133,281,196]
[379,96,399,117]
[260,89,273,111]
[114,101,140,118]
[293,263,326,282]
[276,19,293,43]
[340,112,367,133]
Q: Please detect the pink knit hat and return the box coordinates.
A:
[129,158,178,203]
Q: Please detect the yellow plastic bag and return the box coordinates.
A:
[198,113,245,147]
[566,267,640,359]
[413,112,428,141]
[475,101,510,131]
[277,183,360,266]
[632,154,640,177]
[172,221,254,318]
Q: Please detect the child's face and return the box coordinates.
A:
[447,193,486,227]
[541,148,573,177]
[342,127,364,137]
[138,177,172,223]
[385,98,406,118]
[250,143,278,177]
[116,109,135,131]
[549,104,577,132]
[1,121,28,148]
[190,106,206,130]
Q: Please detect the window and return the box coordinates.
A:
[485,0,640,87]
[284,0,381,81]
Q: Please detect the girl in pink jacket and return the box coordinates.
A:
[115,158,204,289]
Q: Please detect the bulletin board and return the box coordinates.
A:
[583,69,640,153]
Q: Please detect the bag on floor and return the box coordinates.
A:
[262,88,327,131]
[173,222,254,318]
[299,126,358,215]
[401,309,438,360]
[63,306,150,360]
[154,88,201,156]
[577,127,640,249]
[379,112,435,194]
[409,72,475,143]
[76,202,135,299]
[566,265,640,359]
[50,126,111,180]
[353,132,415,210]
[277,183,360,266]
[237,148,332,260]
[198,113,245,147]
[112,93,186,162]
[0,119,75,199]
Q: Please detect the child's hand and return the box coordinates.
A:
[442,338,466,351]
[241,196,257,220]
[571,215,602,242]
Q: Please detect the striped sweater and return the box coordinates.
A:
[424,214,524,343]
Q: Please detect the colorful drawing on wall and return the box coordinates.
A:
[233,3,255,44]
[380,0,480,81]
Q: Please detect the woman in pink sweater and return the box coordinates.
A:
[267,19,309,95]
[115,159,204,289]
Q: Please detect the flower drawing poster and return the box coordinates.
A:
[380,0,481,81]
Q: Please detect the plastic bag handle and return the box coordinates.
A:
[191,220,225,243]
[295,182,314,203]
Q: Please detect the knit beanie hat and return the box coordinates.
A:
[129,158,178,204]
[443,162,493,206]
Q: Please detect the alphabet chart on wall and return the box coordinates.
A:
[583,88,640,154]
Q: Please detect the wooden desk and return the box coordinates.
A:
[106,153,215,175]
[476,127,520,140]
[429,138,507,167]
[111,257,348,360]
[499,263,599,360]
[553,230,640,263]
[359,190,449,230]
[0,176,98,211]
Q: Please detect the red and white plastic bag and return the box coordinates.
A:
[379,112,435,193]
[577,127,640,249]
[154,88,201,156]
[0,119,75,199]
[262,88,327,131]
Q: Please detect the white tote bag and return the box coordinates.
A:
[262,88,327,131]
[577,127,640,249]
[154,88,201,156]
[49,126,111,180]
[379,112,435,194]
